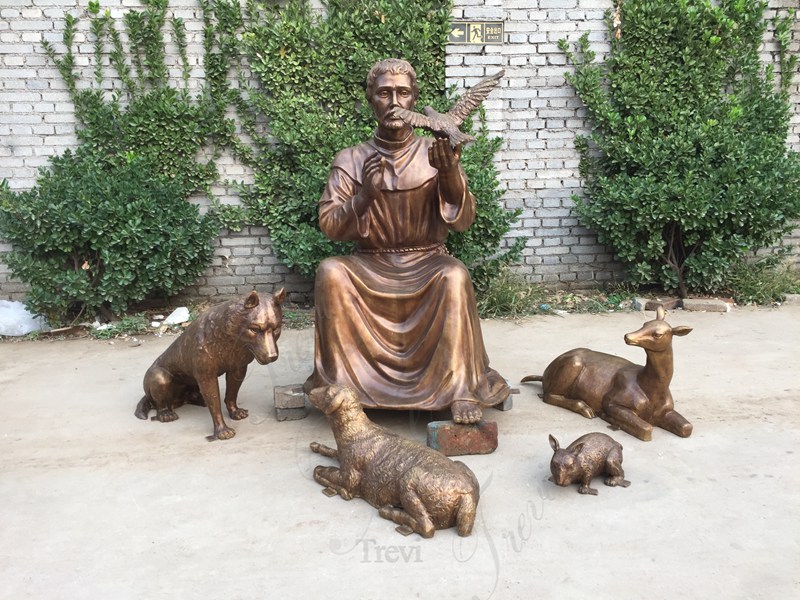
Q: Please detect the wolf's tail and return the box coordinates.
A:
[134,395,152,420]
[520,375,543,383]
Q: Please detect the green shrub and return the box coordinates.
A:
[41,2,234,193]
[723,250,800,305]
[0,0,241,325]
[282,309,314,330]
[89,313,151,340]
[451,111,525,292]
[231,0,520,279]
[476,267,548,319]
[3,0,521,322]
[560,1,800,297]
[0,153,216,325]
[475,268,637,318]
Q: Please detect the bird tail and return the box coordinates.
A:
[448,130,474,147]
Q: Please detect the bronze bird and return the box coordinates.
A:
[390,69,504,147]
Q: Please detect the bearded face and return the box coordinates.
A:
[369,72,415,135]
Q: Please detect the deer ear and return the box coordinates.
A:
[549,434,559,452]
[656,306,666,321]
[672,326,692,337]
[243,290,260,309]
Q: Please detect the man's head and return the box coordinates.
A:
[365,58,419,101]
[366,59,419,136]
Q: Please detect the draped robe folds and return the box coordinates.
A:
[304,134,511,411]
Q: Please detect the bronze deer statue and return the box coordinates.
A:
[522,307,693,441]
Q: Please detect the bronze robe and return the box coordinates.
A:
[304,134,510,411]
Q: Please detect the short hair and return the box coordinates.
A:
[365,58,420,101]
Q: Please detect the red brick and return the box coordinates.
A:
[426,420,498,456]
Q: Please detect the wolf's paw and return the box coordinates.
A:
[154,409,178,423]
[208,425,236,441]
[229,407,249,420]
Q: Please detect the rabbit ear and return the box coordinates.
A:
[572,443,585,455]
[548,434,559,452]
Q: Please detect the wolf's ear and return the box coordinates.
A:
[244,290,260,309]
[273,287,286,306]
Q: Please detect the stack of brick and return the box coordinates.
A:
[274,384,308,422]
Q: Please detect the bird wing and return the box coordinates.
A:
[447,69,504,125]
[391,107,434,130]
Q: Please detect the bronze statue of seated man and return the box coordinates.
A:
[303,58,510,424]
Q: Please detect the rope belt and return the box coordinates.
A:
[354,242,447,255]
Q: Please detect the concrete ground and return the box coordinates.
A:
[1,304,798,600]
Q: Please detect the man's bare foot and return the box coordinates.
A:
[452,400,482,424]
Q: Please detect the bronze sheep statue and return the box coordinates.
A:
[308,385,480,538]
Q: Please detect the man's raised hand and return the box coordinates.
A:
[354,153,385,216]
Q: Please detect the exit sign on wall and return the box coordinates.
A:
[448,21,504,45]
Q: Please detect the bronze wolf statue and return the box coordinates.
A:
[135,289,285,440]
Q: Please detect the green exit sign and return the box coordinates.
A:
[449,21,504,45]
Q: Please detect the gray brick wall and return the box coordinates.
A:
[450,0,800,286]
[176,226,314,305]
[1,0,798,305]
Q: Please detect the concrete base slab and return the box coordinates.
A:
[781,293,800,306]
[496,384,520,412]
[644,298,682,311]
[494,395,513,411]
[2,305,799,598]
[682,297,733,312]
